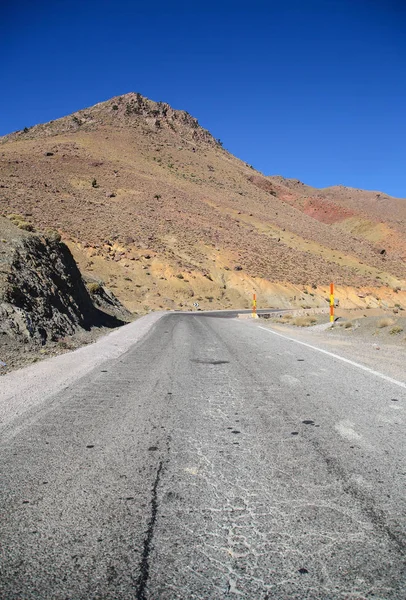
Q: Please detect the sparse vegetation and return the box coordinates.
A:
[292,316,317,327]
[87,282,103,294]
[278,314,293,323]
[17,221,35,232]
[8,213,24,222]
[377,318,395,328]
[389,326,403,335]
[7,214,35,232]
[154,194,161,200]
[92,178,99,188]
[46,230,62,243]
[57,339,71,349]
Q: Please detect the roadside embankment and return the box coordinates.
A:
[0,216,132,373]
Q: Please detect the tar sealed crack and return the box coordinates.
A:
[191,359,229,365]
[135,460,163,600]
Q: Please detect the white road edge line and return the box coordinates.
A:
[258,325,406,390]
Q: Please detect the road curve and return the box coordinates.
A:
[0,314,405,599]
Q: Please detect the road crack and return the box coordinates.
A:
[135,460,164,600]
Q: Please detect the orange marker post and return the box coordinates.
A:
[252,293,257,318]
[330,283,334,322]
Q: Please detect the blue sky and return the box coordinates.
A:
[2,0,406,197]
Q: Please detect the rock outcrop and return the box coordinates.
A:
[0,217,128,344]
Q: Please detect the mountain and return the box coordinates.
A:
[1,92,405,312]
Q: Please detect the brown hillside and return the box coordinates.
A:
[1,92,405,312]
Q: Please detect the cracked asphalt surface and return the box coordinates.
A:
[1,314,405,599]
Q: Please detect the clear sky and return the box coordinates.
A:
[2,0,406,197]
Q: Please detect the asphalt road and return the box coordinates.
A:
[1,314,405,599]
[177,309,282,318]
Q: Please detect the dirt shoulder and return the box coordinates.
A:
[0,324,132,375]
[259,310,406,383]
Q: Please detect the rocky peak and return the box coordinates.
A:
[1,92,220,147]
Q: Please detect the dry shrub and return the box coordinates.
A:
[17,221,35,232]
[389,326,403,335]
[8,213,24,221]
[292,316,317,327]
[377,317,395,328]
[7,213,35,232]
[46,229,62,243]
[87,282,103,294]
[57,338,72,349]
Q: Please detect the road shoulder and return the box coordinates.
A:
[242,318,406,384]
[0,311,165,431]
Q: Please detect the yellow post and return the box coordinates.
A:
[330,283,334,322]
[252,293,257,318]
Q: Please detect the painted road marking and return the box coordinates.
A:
[258,326,406,390]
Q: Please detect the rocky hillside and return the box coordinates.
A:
[0,216,131,371]
[1,93,405,312]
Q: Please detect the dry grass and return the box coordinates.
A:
[389,325,403,335]
[7,213,35,232]
[7,213,24,221]
[87,282,103,294]
[16,221,35,231]
[292,316,317,327]
[45,229,62,243]
[377,317,395,328]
